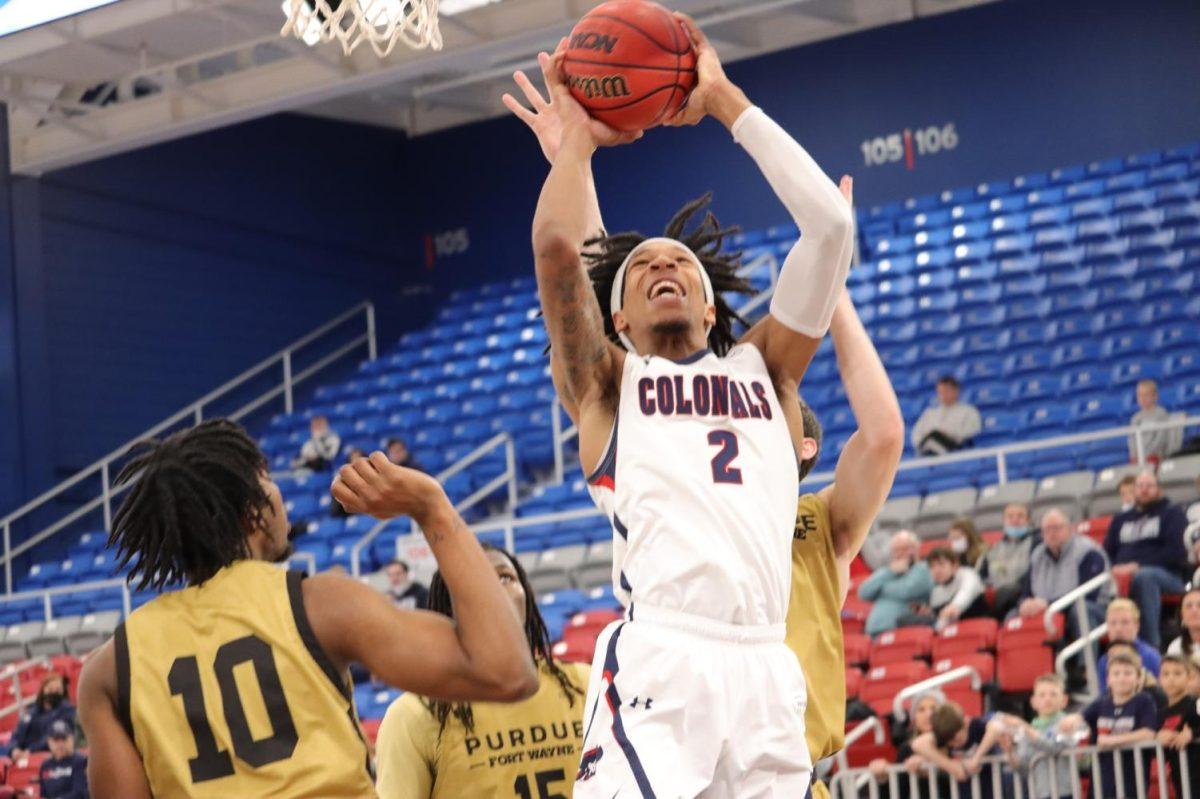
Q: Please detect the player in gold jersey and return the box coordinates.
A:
[78,419,538,798]
[781,177,905,799]
[376,544,590,798]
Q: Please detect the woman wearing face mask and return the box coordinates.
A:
[946,518,988,568]
[7,672,76,760]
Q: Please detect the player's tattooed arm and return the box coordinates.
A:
[531,44,631,414]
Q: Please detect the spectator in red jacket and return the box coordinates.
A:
[1104,470,1190,648]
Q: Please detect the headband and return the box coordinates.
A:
[609,237,715,353]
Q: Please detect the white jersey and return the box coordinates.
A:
[586,345,799,627]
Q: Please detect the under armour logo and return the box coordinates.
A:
[628,696,653,710]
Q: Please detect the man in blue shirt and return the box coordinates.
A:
[38,720,87,799]
[1105,470,1190,647]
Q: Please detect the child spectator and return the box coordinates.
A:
[1155,654,1200,799]
[1008,674,1075,799]
[1060,652,1158,799]
[1097,598,1161,693]
[1104,642,1167,709]
[867,690,943,799]
[900,548,987,630]
[1166,589,1200,670]
[1117,475,1137,515]
[947,517,988,568]
[911,702,1013,787]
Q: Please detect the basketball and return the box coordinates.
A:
[563,0,697,132]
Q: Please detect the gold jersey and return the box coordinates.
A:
[784,492,846,762]
[375,661,590,799]
[116,560,375,798]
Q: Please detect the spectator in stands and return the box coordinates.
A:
[1105,641,1167,708]
[1007,674,1073,799]
[899,547,987,630]
[867,690,944,798]
[1060,651,1157,799]
[911,702,1013,785]
[386,438,424,472]
[1128,379,1173,463]
[384,559,429,610]
[8,673,75,759]
[947,517,988,568]
[1187,475,1200,523]
[1098,599,1162,693]
[37,720,87,799]
[293,415,340,471]
[330,448,368,518]
[1156,653,1200,799]
[858,531,932,636]
[911,376,981,456]
[1165,588,1200,669]
[1117,475,1137,514]
[1017,508,1111,638]
[347,447,366,463]
[375,544,589,798]
[1105,470,1190,647]
[979,503,1041,620]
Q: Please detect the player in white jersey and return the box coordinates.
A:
[525,15,853,797]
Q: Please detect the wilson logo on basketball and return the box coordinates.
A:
[569,32,619,54]
[567,74,632,100]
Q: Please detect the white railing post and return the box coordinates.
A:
[504,523,516,557]
[551,398,565,486]
[101,461,113,532]
[1134,426,1146,465]
[121,583,131,617]
[42,592,52,621]
[193,404,203,425]
[996,450,1008,484]
[283,351,294,415]
[505,438,518,509]
[366,304,377,362]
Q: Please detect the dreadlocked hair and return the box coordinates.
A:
[423,544,584,734]
[583,193,753,355]
[110,419,271,591]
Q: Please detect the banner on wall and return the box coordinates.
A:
[0,0,119,38]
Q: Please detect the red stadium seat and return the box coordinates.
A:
[845,667,863,699]
[842,718,896,768]
[843,592,873,619]
[360,718,382,745]
[1000,612,1065,643]
[566,609,622,635]
[841,614,865,637]
[1113,569,1132,597]
[919,538,949,558]
[1080,516,1111,545]
[861,661,931,715]
[551,638,595,665]
[7,753,47,794]
[932,652,995,684]
[996,619,1059,693]
[933,618,998,659]
[944,684,984,717]
[980,530,1003,545]
[843,634,871,667]
[869,626,933,666]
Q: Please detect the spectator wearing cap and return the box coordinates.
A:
[911,376,981,457]
[38,720,87,799]
[1128,379,1173,463]
[1105,470,1190,648]
[7,672,75,759]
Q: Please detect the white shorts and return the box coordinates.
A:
[573,606,813,799]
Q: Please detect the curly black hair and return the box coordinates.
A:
[583,193,753,355]
[423,544,583,734]
[109,419,271,591]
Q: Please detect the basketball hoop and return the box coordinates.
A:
[281,0,443,57]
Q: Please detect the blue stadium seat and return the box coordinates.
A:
[954,262,997,285]
[1163,351,1200,379]
[875,255,916,277]
[1074,397,1125,430]
[1110,359,1163,388]
[961,306,1007,331]
[1060,366,1105,397]
[989,212,1029,234]
[970,382,1014,408]
[992,233,1034,258]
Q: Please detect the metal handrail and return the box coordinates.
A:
[0,302,376,593]
[835,716,886,775]
[349,433,518,577]
[1056,621,1108,697]
[892,666,982,722]
[1044,571,1116,635]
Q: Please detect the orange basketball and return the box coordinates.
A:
[563,0,697,133]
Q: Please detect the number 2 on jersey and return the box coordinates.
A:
[708,430,743,484]
[168,635,299,783]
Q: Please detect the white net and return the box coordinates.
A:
[281,0,443,57]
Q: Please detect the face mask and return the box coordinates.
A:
[1004,525,1028,540]
[950,539,969,554]
[44,692,63,708]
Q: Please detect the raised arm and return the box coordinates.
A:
[665,15,852,385]
[530,48,636,449]
[504,56,608,425]
[325,454,537,702]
